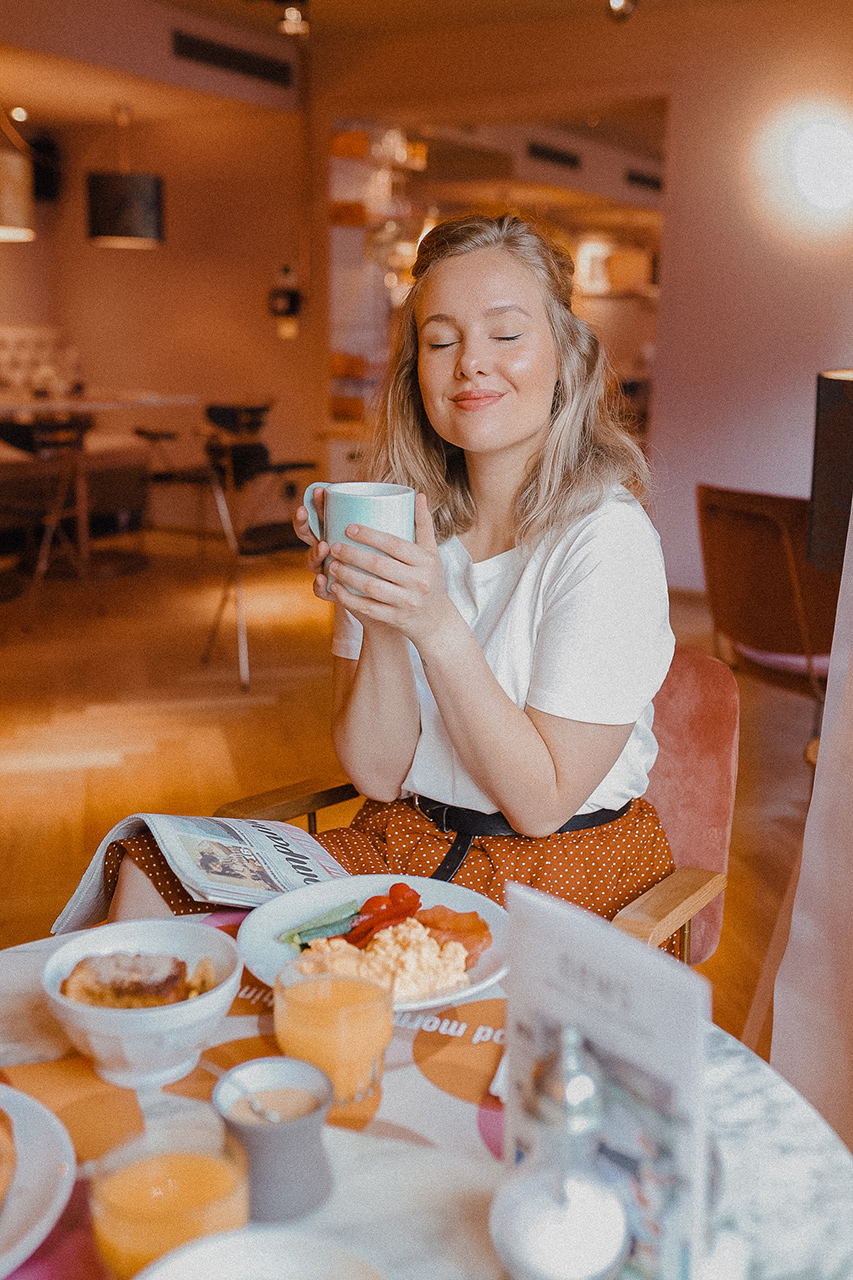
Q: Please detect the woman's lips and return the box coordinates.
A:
[451,391,504,410]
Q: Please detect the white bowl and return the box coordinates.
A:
[42,919,241,1089]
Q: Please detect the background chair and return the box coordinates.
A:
[215,645,738,966]
[0,415,94,602]
[137,403,315,690]
[697,484,842,735]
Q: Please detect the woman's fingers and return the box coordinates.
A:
[414,492,438,549]
[313,572,335,602]
[293,504,319,548]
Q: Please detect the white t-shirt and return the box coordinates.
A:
[332,488,675,816]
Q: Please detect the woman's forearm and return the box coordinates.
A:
[332,627,421,801]
[416,617,631,835]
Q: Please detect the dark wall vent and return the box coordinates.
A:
[172,30,292,87]
[527,141,581,170]
[625,169,662,192]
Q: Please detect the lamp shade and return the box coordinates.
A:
[87,171,163,248]
[0,151,35,242]
[808,370,853,572]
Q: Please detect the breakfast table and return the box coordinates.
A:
[1,919,853,1280]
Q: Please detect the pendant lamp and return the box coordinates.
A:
[0,110,36,242]
[87,104,163,249]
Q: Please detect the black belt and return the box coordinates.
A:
[412,794,633,882]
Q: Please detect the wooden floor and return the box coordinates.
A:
[0,533,813,1059]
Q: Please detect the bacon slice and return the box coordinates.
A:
[415,905,492,970]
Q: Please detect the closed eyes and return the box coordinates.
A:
[425,333,522,349]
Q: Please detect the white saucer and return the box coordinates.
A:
[0,1084,76,1280]
[135,1225,385,1279]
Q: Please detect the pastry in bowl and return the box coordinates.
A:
[0,1106,15,1209]
[42,919,241,1089]
[61,952,215,1008]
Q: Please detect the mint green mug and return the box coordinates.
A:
[303,481,415,591]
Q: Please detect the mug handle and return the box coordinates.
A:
[302,483,327,541]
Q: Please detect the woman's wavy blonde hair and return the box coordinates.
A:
[367,212,650,546]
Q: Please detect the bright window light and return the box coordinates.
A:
[755,100,853,232]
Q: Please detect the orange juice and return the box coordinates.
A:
[273,972,393,1128]
[90,1147,249,1280]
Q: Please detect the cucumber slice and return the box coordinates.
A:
[297,914,359,944]
[278,899,360,946]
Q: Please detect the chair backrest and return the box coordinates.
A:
[697,484,841,660]
[645,645,739,965]
[205,404,272,436]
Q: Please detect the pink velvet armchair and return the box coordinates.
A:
[215,646,738,966]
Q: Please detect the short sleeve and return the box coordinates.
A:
[331,604,363,660]
[526,499,674,724]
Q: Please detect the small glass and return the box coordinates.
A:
[88,1119,249,1280]
[273,962,393,1129]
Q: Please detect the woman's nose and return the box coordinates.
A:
[455,341,489,379]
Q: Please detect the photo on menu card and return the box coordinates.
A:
[502,883,711,1280]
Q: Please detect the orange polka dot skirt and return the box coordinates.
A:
[104,832,215,916]
[104,797,676,945]
[317,796,674,918]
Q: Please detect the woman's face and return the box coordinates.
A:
[415,247,559,468]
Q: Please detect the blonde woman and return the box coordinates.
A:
[108,213,675,922]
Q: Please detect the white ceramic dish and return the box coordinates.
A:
[237,873,508,1011]
[41,919,242,1088]
[0,1084,76,1280]
[135,1225,385,1280]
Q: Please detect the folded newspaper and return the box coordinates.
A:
[51,812,350,934]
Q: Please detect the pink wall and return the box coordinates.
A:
[7,0,853,578]
[313,0,853,589]
[0,0,321,496]
[47,110,312,465]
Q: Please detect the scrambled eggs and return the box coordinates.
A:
[296,917,470,1001]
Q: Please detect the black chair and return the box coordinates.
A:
[137,404,315,689]
[0,414,94,601]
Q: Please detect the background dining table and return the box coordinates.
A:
[0,390,200,582]
[1,919,853,1280]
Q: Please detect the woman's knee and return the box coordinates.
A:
[107,856,176,922]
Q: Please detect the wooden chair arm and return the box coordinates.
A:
[214,775,359,823]
[611,867,727,951]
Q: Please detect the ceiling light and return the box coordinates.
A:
[608,0,637,19]
[278,6,309,35]
[9,107,27,123]
[0,151,35,242]
[754,99,853,232]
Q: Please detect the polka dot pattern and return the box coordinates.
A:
[105,799,677,951]
[317,796,674,917]
[104,833,216,916]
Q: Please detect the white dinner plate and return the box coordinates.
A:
[135,1225,384,1280]
[0,1084,76,1280]
[237,873,508,1011]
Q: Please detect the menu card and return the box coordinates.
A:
[503,883,711,1280]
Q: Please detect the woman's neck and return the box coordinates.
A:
[459,452,524,562]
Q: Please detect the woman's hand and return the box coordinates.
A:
[293,487,334,601]
[325,494,463,653]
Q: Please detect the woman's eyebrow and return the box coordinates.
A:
[419,304,532,326]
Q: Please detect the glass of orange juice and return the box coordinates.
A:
[88,1120,249,1280]
[273,964,394,1129]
